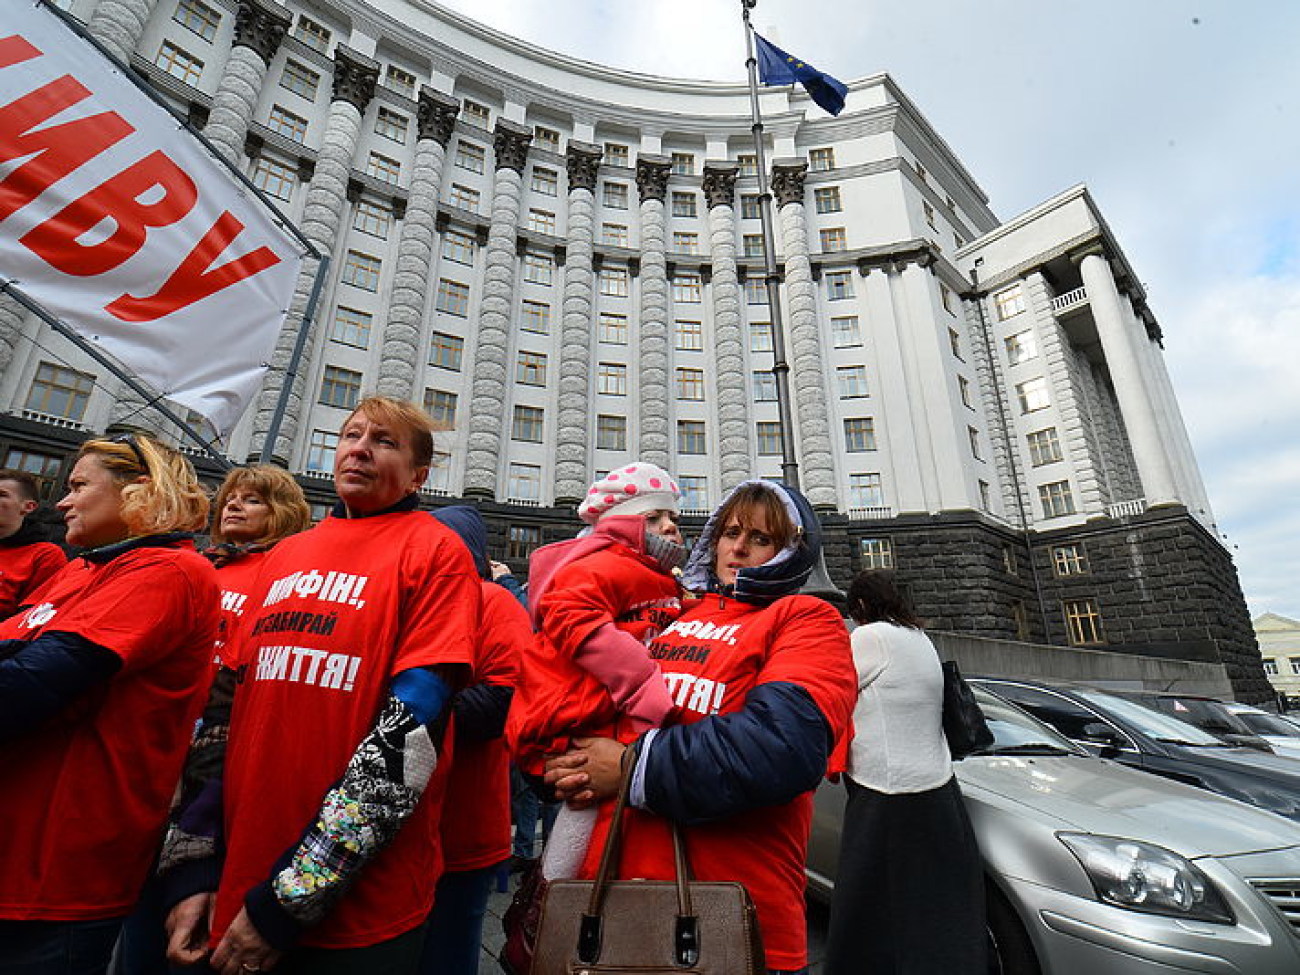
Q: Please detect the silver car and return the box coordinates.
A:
[1224,702,1300,760]
[807,688,1300,974]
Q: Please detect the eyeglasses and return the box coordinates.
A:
[109,433,149,474]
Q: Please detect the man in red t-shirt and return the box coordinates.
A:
[161,397,480,975]
[0,469,65,619]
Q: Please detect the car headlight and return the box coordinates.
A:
[1058,833,1234,924]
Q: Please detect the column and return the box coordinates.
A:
[1078,251,1178,506]
[0,300,25,382]
[553,141,603,506]
[251,46,378,463]
[771,161,837,508]
[635,155,672,469]
[204,0,291,163]
[87,0,155,63]
[702,161,751,492]
[462,120,532,500]
[377,88,459,400]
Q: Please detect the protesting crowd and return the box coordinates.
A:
[0,395,984,975]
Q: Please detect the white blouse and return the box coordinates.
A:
[846,621,953,794]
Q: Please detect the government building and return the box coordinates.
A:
[0,0,1269,698]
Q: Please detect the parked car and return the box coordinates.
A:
[807,688,1300,974]
[1223,701,1300,759]
[972,677,1300,823]
[1117,690,1274,751]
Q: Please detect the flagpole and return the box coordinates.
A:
[741,0,800,490]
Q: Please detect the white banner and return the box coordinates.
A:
[0,4,305,434]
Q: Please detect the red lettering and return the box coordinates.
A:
[21,149,198,276]
[105,211,282,322]
[0,35,43,70]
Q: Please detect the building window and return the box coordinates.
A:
[1291,658,1300,675]
[442,229,476,265]
[740,194,761,219]
[26,362,93,421]
[602,223,629,247]
[744,279,769,305]
[676,367,705,401]
[375,107,407,143]
[331,306,371,348]
[753,371,777,401]
[809,147,835,171]
[849,473,885,508]
[319,365,361,409]
[830,315,861,348]
[532,167,559,196]
[429,332,464,370]
[521,300,550,334]
[305,430,338,471]
[603,182,629,209]
[353,199,391,238]
[596,415,627,451]
[528,209,557,235]
[342,251,381,290]
[366,152,401,183]
[3,448,62,499]
[533,125,561,153]
[826,270,854,301]
[1263,659,1280,677]
[958,375,972,407]
[844,418,877,452]
[837,366,869,399]
[672,273,703,303]
[979,480,992,512]
[597,362,627,395]
[742,234,764,258]
[737,153,758,176]
[750,321,774,352]
[449,183,480,212]
[435,278,470,317]
[156,41,204,86]
[462,100,490,127]
[670,152,695,175]
[293,13,330,51]
[1039,480,1076,518]
[424,389,457,427]
[604,142,629,166]
[175,0,221,41]
[1027,427,1063,466]
[671,192,698,218]
[1005,328,1038,365]
[677,420,706,454]
[995,286,1027,320]
[599,267,629,297]
[1063,598,1105,646]
[424,452,451,493]
[813,186,842,213]
[1016,377,1050,413]
[513,406,544,442]
[940,284,955,314]
[672,232,699,253]
[968,426,982,460]
[923,201,937,230]
[250,157,295,201]
[820,227,847,252]
[507,522,542,557]
[516,351,547,386]
[949,327,962,358]
[523,253,554,286]
[455,141,485,173]
[382,65,416,98]
[1052,543,1089,576]
[756,422,783,456]
[675,320,703,351]
[268,105,308,142]
[678,475,708,511]
[598,314,628,345]
[280,59,319,99]
[859,537,893,569]
[507,466,541,503]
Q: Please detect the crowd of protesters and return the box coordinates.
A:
[0,393,979,975]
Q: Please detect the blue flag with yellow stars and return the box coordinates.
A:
[754,33,847,116]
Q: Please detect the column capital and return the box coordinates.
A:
[493,119,533,174]
[417,87,459,146]
[566,141,603,193]
[332,46,379,113]
[233,0,290,66]
[702,161,739,209]
[771,159,809,207]
[636,154,671,202]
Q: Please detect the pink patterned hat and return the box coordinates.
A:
[577,462,682,524]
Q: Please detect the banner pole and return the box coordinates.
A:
[259,254,331,465]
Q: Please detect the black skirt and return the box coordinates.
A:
[822,776,986,975]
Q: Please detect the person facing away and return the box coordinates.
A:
[0,467,67,619]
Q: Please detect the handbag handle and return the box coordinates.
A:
[578,744,700,966]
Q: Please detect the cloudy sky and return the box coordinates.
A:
[435,0,1300,620]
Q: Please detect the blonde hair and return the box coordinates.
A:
[211,465,312,546]
[342,396,435,468]
[77,434,210,536]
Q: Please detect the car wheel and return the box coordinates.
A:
[986,881,1040,975]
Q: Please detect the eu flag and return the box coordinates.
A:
[754,33,847,116]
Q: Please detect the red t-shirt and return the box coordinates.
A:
[0,540,67,619]
[579,593,856,971]
[440,581,529,872]
[215,511,480,949]
[0,541,220,920]
[212,551,267,668]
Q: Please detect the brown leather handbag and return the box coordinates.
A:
[527,767,765,975]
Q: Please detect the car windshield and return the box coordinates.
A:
[972,688,1082,756]
[1142,696,1256,735]
[1075,689,1225,745]
[1235,710,1300,738]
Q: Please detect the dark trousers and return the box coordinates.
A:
[0,918,124,975]
[274,924,426,975]
[419,866,497,975]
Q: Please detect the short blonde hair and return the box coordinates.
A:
[342,396,435,469]
[77,434,210,536]
[211,465,312,546]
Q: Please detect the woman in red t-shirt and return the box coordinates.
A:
[0,434,219,972]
